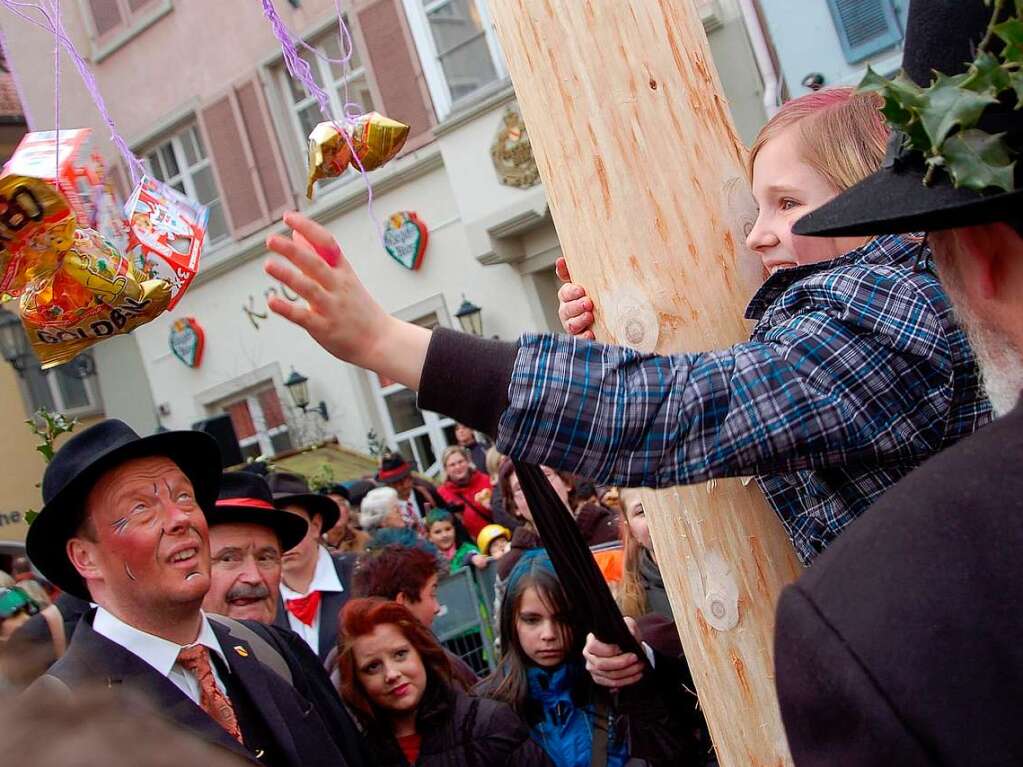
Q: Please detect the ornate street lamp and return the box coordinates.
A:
[284,367,329,421]
[455,295,484,337]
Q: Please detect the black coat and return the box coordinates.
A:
[33,610,364,767]
[774,401,1023,766]
[365,682,552,767]
[274,549,356,662]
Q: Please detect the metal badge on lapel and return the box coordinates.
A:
[233,645,249,658]
[383,211,428,271]
[169,316,205,368]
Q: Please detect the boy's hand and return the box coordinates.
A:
[555,257,596,340]
[583,616,646,689]
[264,212,430,389]
[470,554,489,570]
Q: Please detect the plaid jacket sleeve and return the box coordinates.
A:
[495,266,958,488]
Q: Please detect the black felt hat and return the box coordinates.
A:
[209,472,308,552]
[793,0,1023,238]
[266,471,340,530]
[26,419,222,600]
[376,452,413,483]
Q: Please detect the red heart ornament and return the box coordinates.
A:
[383,211,428,271]
[169,316,205,368]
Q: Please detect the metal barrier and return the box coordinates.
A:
[433,566,497,676]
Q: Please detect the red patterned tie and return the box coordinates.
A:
[285,590,322,626]
[177,645,243,744]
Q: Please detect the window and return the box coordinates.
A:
[276,28,375,193]
[371,312,454,476]
[20,354,102,417]
[826,0,903,64]
[402,0,507,118]
[220,386,293,462]
[85,0,172,61]
[143,123,229,247]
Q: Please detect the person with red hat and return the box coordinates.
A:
[268,471,357,662]
[376,452,444,528]
[22,419,367,767]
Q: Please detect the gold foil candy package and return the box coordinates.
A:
[125,176,208,309]
[0,175,76,299]
[20,228,171,368]
[306,112,410,198]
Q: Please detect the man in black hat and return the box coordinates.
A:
[268,471,355,662]
[776,2,1023,764]
[24,419,363,767]
[202,472,307,625]
[376,451,443,527]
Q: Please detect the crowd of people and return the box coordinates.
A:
[2,1,1022,764]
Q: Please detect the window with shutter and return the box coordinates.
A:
[826,0,903,64]
[219,387,293,460]
[87,0,125,37]
[198,79,292,239]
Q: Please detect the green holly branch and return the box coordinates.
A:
[23,409,79,524]
[858,0,1022,192]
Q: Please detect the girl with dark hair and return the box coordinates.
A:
[480,552,630,767]
[338,597,552,767]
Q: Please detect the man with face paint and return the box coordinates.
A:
[24,420,369,767]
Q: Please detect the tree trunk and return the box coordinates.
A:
[485,1,802,764]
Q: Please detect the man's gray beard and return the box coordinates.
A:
[941,264,1023,417]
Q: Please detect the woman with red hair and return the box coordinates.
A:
[337,597,552,767]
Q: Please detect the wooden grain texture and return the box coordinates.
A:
[485,1,802,764]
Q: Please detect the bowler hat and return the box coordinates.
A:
[26,419,222,600]
[793,0,1023,238]
[209,472,308,552]
[376,452,413,483]
[266,471,340,530]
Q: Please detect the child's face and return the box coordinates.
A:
[427,519,456,551]
[516,586,570,668]
[746,125,867,277]
[488,536,510,558]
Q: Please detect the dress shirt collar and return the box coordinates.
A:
[280,545,343,599]
[93,606,229,676]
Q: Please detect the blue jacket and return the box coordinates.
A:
[526,662,627,767]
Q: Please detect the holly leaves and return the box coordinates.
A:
[857,2,1021,193]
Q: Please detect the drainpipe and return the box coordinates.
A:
[737,0,782,117]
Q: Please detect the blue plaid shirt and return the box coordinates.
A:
[496,234,991,563]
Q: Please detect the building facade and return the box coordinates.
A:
[1,0,770,500]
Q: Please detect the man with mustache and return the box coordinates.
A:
[24,420,368,766]
[774,2,1023,764]
[202,472,307,625]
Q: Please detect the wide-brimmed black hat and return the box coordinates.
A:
[266,471,339,530]
[318,482,351,502]
[376,452,413,484]
[26,419,222,600]
[209,472,308,552]
[794,1,1023,238]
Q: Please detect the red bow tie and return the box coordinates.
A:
[285,591,321,626]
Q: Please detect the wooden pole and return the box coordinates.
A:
[485,2,802,764]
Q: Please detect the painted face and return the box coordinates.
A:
[488,536,510,558]
[508,466,570,523]
[624,497,652,552]
[427,520,456,552]
[203,522,281,624]
[73,456,210,615]
[444,452,472,483]
[454,424,475,446]
[399,573,440,629]
[353,623,428,716]
[746,126,867,277]
[516,585,570,668]
[281,505,322,577]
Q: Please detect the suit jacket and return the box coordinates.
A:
[275,549,356,662]
[774,400,1023,766]
[35,611,354,767]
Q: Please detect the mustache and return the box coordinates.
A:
[225,582,271,601]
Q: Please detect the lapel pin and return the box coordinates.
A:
[233,645,249,658]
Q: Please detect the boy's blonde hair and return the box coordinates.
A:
[748,87,889,192]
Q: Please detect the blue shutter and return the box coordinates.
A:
[826,0,903,64]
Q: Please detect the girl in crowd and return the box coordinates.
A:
[337,597,551,766]
[616,489,670,622]
[437,446,493,539]
[481,551,690,767]
[425,509,488,573]
[264,87,988,564]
